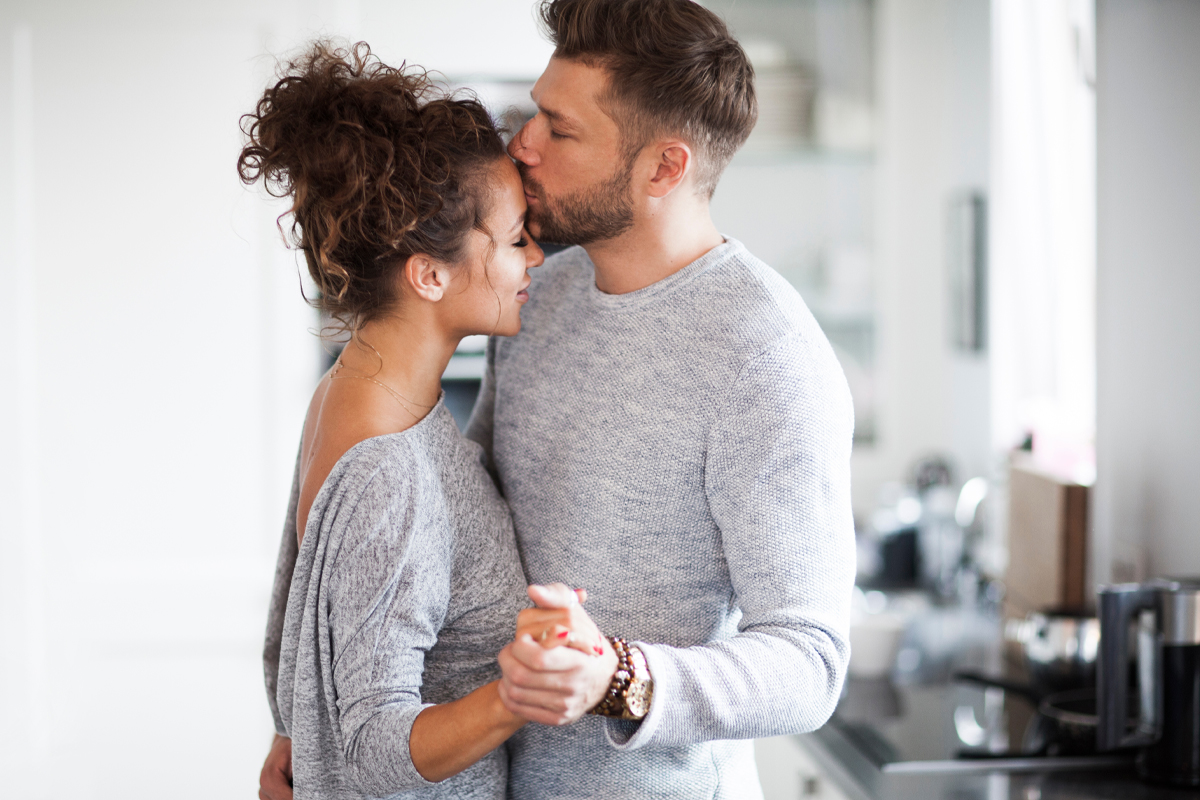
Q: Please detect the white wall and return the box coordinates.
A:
[856,0,992,513]
[945,0,993,487]
[0,2,550,796]
[711,0,992,517]
[1093,0,1200,584]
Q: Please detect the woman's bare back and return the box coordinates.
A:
[295,369,423,544]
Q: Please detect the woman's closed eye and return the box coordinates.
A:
[514,235,529,248]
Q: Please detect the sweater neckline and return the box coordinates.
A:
[583,237,742,311]
[334,393,453,458]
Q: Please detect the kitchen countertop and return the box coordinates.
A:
[795,713,1199,800]
[796,710,1200,796]
[794,597,1199,800]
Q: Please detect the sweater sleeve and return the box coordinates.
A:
[263,447,302,736]
[608,333,856,750]
[323,465,446,794]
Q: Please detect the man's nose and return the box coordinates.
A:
[508,123,537,165]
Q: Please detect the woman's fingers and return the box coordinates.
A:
[565,634,599,656]
[517,617,604,656]
[516,611,568,640]
[519,623,600,656]
[533,624,571,647]
[516,592,606,656]
[557,628,601,656]
[517,607,575,628]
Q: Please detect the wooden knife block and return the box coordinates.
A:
[1004,458,1090,617]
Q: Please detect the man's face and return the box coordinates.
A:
[508,57,637,245]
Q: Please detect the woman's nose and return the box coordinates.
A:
[528,236,545,268]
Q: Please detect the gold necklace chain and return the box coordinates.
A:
[329,360,437,418]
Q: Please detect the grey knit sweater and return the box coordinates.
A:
[264,402,528,799]
[466,238,856,800]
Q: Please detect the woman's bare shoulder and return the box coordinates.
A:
[296,376,419,543]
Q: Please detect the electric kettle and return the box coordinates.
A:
[1097,578,1200,786]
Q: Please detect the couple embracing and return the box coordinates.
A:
[246,1,856,798]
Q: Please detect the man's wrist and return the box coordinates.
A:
[588,637,654,720]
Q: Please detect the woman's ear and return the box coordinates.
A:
[403,253,447,302]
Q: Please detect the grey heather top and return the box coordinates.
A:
[263,401,528,800]
[466,238,857,800]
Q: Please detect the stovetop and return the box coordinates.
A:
[796,599,1196,798]
[826,678,1133,774]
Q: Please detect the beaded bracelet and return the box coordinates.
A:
[588,636,653,719]
[589,636,635,717]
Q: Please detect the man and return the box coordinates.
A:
[468,0,854,797]
[261,1,854,797]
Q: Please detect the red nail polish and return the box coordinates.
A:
[557,630,569,639]
[594,646,603,655]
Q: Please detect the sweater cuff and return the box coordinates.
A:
[602,641,672,751]
[345,702,438,794]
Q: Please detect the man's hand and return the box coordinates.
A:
[259,733,293,800]
[497,584,619,726]
[515,585,605,657]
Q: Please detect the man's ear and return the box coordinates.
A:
[403,253,447,302]
[647,140,692,199]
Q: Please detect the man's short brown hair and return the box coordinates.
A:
[539,0,756,198]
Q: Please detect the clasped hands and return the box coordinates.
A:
[497,583,619,726]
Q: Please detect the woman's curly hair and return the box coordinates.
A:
[238,41,506,331]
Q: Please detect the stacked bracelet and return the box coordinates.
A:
[590,637,634,717]
[588,636,653,720]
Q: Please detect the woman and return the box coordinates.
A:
[241,43,602,799]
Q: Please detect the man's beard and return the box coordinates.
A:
[519,161,635,246]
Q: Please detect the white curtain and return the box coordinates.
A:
[990,0,1096,482]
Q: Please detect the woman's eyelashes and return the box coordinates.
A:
[514,236,529,248]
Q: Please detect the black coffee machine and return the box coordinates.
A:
[1097,578,1200,786]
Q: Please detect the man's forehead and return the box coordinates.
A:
[531,57,611,125]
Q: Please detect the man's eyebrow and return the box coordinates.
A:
[532,97,579,132]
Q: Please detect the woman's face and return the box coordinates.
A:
[450,157,544,338]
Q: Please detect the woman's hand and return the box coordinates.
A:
[498,584,620,725]
[515,583,605,657]
[258,733,293,800]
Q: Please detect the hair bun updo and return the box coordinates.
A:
[238,41,506,331]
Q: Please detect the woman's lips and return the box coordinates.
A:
[517,281,531,303]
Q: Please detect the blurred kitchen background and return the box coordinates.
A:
[1,0,1197,797]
